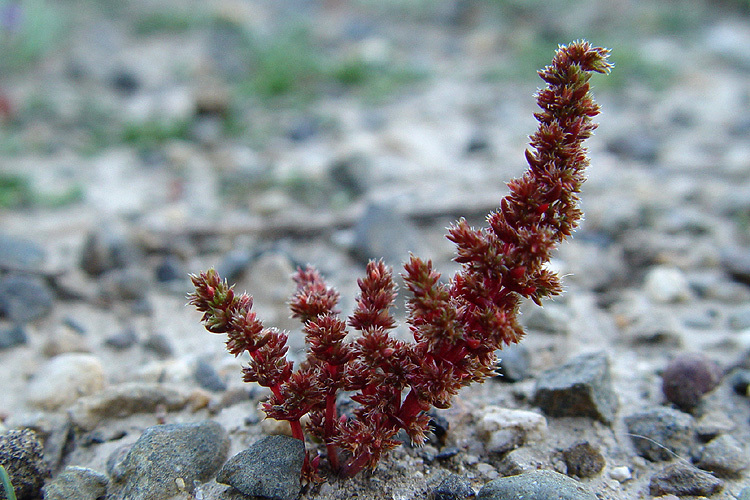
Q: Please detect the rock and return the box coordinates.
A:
[728,368,750,396]
[624,406,694,461]
[0,324,27,350]
[7,411,72,474]
[605,132,659,163]
[661,352,722,411]
[42,465,108,500]
[104,327,138,350]
[286,115,320,142]
[26,353,106,411]
[110,69,140,94]
[520,303,570,334]
[649,461,723,497]
[79,226,140,277]
[433,473,475,500]
[69,383,189,431]
[562,442,605,478]
[108,421,229,500]
[154,255,184,283]
[193,359,227,392]
[739,486,750,500]
[0,234,45,271]
[329,154,371,198]
[694,434,748,477]
[532,351,618,424]
[495,448,544,477]
[476,406,547,454]
[216,248,253,284]
[695,409,736,440]
[720,247,750,286]
[216,435,305,500]
[351,203,421,266]
[643,266,691,303]
[728,306,750,330]
[102,267,151,301]
[608,466,631,482]
[0,429,48,500]
[0,274,54,323]
[495,343,531,382]
[142,332,174,358]
[477,470,597,500]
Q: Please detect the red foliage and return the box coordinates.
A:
[188,40,611,481]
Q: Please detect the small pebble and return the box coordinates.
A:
[0,274,54,323]
[624,406,695,462]
[477,406,547,454]
[609,465,631,482]
[193,359,227,392]
[694,434,748,477]
[143,332,174,358]
[562,442,605,478]
[217,435,305,500]
[26,353,106,411]
[661,352,722,410]
[105,327,138,350]
[495,343,531,382]
[477,469,597,500]
[644,266,691,303]
[649,462,723,497]
[433,473,475,500]
[0,429,49,500]
[42,465,109,500]
[532,351,618,424]
[0,323,27,349]
[107,421,229,500]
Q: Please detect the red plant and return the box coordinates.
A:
[188,40,611,480]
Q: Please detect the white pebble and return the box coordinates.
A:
[27,353,105,410]
[644,266,691,303]
[609,465,632,482]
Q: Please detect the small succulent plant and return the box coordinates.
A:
[189,40,611,480]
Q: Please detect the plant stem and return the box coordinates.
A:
[324,391,340,471]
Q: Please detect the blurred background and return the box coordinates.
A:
[0,0,748,220]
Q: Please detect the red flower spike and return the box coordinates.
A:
[189,40,610,480]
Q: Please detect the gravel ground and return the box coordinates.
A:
[1,1,750,499]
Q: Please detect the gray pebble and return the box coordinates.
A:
[720,247,750,286]
[728,368,750,396]
[193,359,227,392]
[0,324,27,349]
[434,473,475,500]
[42,465,108,500]
[0,233,45,271]
[495,343,531,382]
[728,305,750,330]
[0,274,53,323]
[694,434,748,478]
[624,406,694,461]
[216,435,305,500]
[477,469,597,500]
[79,227,140,277]
[738,486,750,500]
[661,352,722,411]
[0,429,49,500]
[104,327,138,350]
[69,383,189,431]
[351,203,422,266]
[532,351,618,424]
[142,333,174,358]
[562,442,605,478]
[649,461,723,497]
[107,420,229,500]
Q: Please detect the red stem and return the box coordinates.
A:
[340,448,372,478]
[324,390,340,471]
